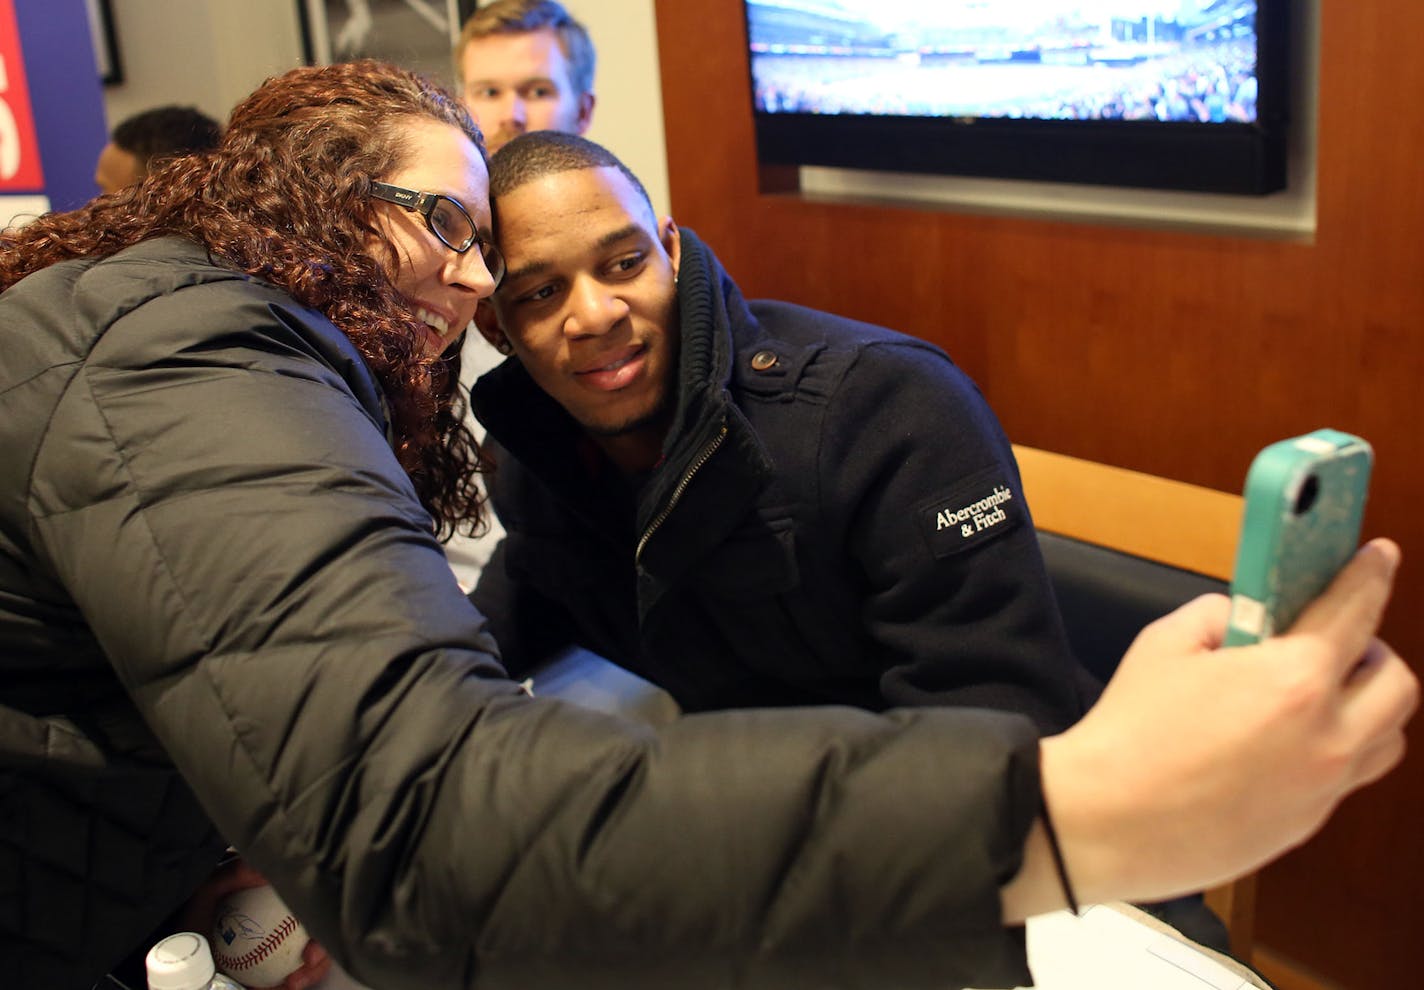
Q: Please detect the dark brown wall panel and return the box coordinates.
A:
[656,2,1424,984]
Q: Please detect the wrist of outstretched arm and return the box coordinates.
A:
[1000,730,1135,923]
[1032,731,1157,909]
[999,817,1070,923]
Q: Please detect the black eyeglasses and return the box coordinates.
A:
[368,181,505,286]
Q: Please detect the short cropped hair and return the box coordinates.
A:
[111,105,222,171]
[489,131,653,218]
[455,0,595,97]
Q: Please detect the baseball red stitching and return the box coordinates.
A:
[218,915,300,971]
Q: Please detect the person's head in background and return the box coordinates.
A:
[94,105,222,194]
[455,0,595,154]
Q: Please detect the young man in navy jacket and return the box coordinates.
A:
[470,132,1099,733]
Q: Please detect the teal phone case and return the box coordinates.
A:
[1224,429,1373,646]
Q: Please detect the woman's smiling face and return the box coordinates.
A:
[372,118,499,360]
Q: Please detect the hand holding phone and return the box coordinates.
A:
[1224,429,1373,646]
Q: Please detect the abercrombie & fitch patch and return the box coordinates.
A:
[917,469,1023,558]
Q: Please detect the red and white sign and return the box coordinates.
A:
[0,0,45,191]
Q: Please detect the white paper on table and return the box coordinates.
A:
[967,901,1268,990]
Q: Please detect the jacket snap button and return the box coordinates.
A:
[750,350,779,371]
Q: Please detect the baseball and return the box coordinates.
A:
[212,884,310,988]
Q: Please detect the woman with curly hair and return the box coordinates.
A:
[0,59,1414,990]
[0,59,504,987]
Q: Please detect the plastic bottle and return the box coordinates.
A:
[145,932,245,990]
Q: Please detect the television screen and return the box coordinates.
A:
[745,1,1289,194]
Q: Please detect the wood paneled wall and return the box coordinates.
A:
[654,2,1423,984]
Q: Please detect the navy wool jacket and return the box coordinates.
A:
[472,229,1100,732]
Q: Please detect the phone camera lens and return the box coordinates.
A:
[1294,475,1320,515]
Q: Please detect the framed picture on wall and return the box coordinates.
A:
[297,0,481,91]
[84,0,122,86]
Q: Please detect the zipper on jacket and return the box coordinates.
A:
[635,423,728,565]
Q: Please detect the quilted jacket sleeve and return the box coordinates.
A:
[30,274,1044,990]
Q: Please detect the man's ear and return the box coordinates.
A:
[661,216,681,280]
[575,92,596,134]
[474,300,511,354]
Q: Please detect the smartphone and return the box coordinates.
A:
[1224,429,1373,646]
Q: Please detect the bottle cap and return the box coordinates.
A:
[145,931,217,990]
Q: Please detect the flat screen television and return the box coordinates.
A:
[745,1,1289,195]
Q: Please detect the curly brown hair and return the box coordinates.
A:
[0,59,492,539]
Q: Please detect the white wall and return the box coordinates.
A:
[560,0,669,215]
[102,1,304,129]
[99,0,670,214]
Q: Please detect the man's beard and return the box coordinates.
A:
[485,126,524,153]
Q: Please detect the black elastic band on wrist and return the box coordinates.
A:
[1039,799,1081,915]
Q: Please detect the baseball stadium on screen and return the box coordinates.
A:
[743,1,1289,194]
